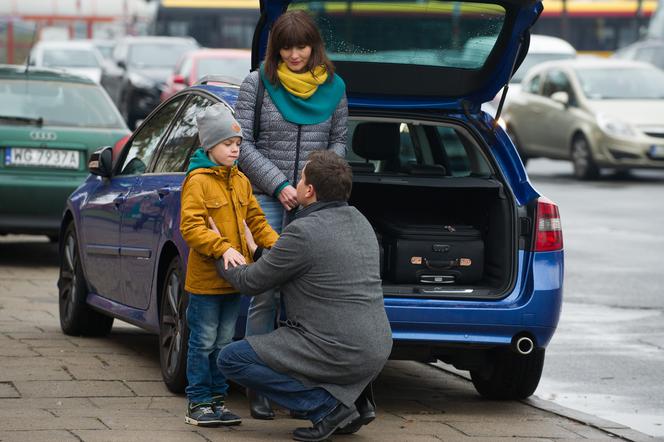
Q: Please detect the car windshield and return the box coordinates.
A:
[197,57,250,80]
[576,67,664,99]
[129,43,195,68]
[0,79,126,128]
[288,0,506,70]
[94,43,115,59]
[511,53,575,83]
[42,49,100,68]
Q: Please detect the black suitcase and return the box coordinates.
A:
[377,220,484,284]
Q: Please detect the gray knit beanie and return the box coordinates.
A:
[196,103,243,152]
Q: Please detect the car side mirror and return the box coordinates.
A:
[88,147,113,178]
[173,74,186,85]
[116,59,126,70]
[551,91,570,107]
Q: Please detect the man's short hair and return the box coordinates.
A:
[304,151,353,202]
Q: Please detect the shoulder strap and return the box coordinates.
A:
[253,76,265,141]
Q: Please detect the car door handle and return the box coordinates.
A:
[157,187,171,198]
[113,194,126,207]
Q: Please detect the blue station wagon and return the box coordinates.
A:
[58,0,563,400]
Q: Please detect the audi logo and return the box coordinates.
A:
[30,131,57,141]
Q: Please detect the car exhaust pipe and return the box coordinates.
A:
[514,336,534,355]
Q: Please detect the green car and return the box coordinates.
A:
[1,65,129,240]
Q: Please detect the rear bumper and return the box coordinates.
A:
[386,250,563,352]
[0,172,85,235]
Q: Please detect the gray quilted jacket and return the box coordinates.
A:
[234,71,348,197]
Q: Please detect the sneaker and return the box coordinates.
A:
[216,404,242,426]
[185,402,221,427]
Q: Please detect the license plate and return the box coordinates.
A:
[648,145,664,159]
[5,148,80,170]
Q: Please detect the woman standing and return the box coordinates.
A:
[234,10,348,419]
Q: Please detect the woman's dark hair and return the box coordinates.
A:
[264,10,335,85]
[303,151,352,202]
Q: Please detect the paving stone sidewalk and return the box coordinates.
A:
[0,236,656,442]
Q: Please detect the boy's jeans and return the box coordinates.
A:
[218,339,339,424]
[186,293,242,404]
[245,195,283,337]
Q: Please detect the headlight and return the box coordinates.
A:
[597,113,636,138]
[129,73,155,90]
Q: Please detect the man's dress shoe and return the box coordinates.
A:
[292,403,359,442]
[248,389,274,420]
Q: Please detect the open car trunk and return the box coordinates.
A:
[345,117,516,299]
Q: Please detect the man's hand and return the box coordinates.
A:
[222,247,246,269]
[278,185,298,211]
[243,220,258,255]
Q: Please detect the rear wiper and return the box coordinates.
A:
[0,115,44,126]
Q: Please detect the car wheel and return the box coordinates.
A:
[58,223,114,336]
[506,127,529,166]
[470,348,544,400]
[159,256,189,393]
[571,135,600,180]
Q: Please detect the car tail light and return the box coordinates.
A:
[534,197,563,252]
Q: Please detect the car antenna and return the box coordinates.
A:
[24,24,39,75]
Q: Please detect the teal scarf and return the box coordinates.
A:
[260,64,346,125]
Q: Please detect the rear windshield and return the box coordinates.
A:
[346,119,492,177]
[129,43,196,68]
[43,49,100,68]
[0,79,126,129]
[511,52,575,83]
[289,0,506,69]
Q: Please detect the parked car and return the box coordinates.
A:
[614,39,664,70]
[161,49,251,102]
[0,65,129,240]
[100,36,198,129]
[59,0,563,400]
[503,58,664,178]
[28,40,106,83]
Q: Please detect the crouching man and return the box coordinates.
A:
[215,150,393,441]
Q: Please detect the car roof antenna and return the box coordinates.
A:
[493,38,524,127]
[25,24,39,75]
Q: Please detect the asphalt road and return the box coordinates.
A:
[526,159,664,437]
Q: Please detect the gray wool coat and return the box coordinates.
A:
[234,71,348,197]
[217,202,393,407]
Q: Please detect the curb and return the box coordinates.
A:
[431,362,659,442]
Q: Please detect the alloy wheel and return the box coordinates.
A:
[59,232,79,325]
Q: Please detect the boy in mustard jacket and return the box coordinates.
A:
[180,103,279,427]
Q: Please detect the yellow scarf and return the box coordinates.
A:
[276,62,328,99]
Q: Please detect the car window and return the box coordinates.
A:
[152,94,215,173]
[118,97,185,176]
[525,74,542,94]
[635,47,657,63]
[179,57,193,78]
[42,49,100,68]
[289,0,506,70]
[542,70,575,102]
[346,119,490,177]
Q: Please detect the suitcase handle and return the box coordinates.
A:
[423,258,460,270]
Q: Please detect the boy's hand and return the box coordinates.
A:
[278,185,298,211]
[222,247,246,269]
[243,220,257,255]
[208,216,220,235]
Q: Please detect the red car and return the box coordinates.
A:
[161,49,251,101]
